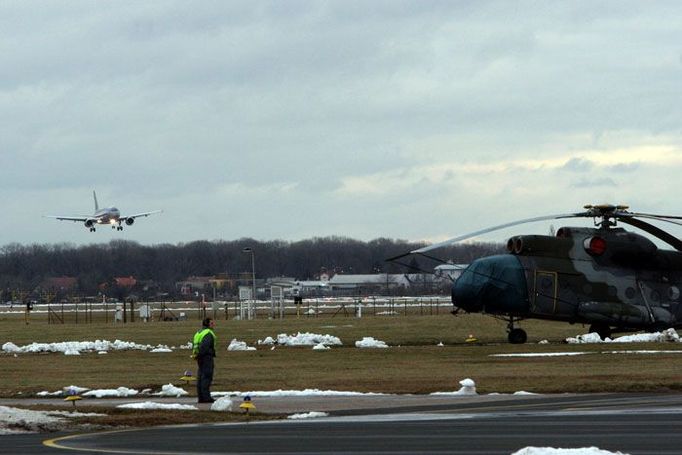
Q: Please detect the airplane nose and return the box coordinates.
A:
[452,255,529,314]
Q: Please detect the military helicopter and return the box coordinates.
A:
[391,204,682,344]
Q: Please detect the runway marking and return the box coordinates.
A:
[43,427,203,454]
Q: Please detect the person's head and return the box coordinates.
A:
[202,317,215,329]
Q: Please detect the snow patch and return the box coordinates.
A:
[153,384,188,398]
[210,397,233,412]
[287,411,329,419]
[512,447,629,455]
[355,337,388,348]
[228,339,256,351]
[116,401,197,411]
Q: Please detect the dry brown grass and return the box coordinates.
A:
[2,312,682,396]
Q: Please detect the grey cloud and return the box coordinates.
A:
[560,158,595,172]
[569,177,617,188]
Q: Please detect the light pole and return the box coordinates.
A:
[242,247,256,319]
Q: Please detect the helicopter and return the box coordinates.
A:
[390,204,682,344]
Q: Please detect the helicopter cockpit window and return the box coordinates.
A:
[457,254,528,313]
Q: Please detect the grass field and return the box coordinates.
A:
[3,311,682,397]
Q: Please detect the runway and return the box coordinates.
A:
[5,393,682,454]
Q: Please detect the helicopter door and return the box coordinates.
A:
[532,271,558,315]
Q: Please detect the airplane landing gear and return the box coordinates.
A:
[507,316,527,344]
[89,227,96,232]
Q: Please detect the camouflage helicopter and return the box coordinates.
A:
[392,204,682,344]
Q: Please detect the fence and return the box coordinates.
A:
[1,296,453,324]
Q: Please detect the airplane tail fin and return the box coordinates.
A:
[93,191,99,211]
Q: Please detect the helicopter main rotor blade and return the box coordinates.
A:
[629,214,682,227]
[618,217,682,251]
[628,212,682,220]
[410,212,587,255]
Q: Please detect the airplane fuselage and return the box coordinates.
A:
[93,207,121,224]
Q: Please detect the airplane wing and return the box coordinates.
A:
[122,210,163,221]
[43,215,94,223]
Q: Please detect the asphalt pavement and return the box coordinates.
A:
[4,393,682,454]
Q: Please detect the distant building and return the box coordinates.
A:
[327,274,410,295]
[176,276,214,296]
[114,276,137,288]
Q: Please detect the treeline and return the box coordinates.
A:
[0,237,503,294]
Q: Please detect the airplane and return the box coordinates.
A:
[390,204,682,344]
[45,191,162,232]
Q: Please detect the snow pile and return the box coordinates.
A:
[456,378,477,395]
[430,378,477,396]
[257,337,276,345]
[287,411,329,419]
[276,332,342,347]
[150,346,173,353]
[512,448,629,455]
[2,342,19,353]
[2,339,174,355]
[210,397,233,412]
[37,390,63,397]
[0,406,104,434]
[83,387,139,398]
[567,329,681,344]
[355,337,388,348]
[228,339,257,351]
[117,402,197,411]
[312,343,330,350]
[153,384,188,397]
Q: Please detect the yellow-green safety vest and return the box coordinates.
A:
[192,328,216,358]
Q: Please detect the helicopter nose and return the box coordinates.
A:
[452,255,529,314]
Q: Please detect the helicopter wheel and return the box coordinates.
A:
[508,328,527,344]
[589,323,611,340]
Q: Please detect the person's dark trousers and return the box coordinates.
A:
[196,356,214,402]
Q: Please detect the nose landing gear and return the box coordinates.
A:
[507,316,528,344]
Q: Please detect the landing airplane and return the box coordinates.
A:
[45,191,162,232]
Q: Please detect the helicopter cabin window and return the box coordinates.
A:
[668,286,680,301]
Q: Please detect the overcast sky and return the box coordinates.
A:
[1,1,681,247]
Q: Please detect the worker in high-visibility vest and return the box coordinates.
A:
[192,317,217,403]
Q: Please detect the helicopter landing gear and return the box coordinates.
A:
[508,328,527,344]
[507,317,527,344]
[589,323,611,340]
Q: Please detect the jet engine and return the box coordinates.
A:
[84,220,94,228]
[125,218,134,226]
